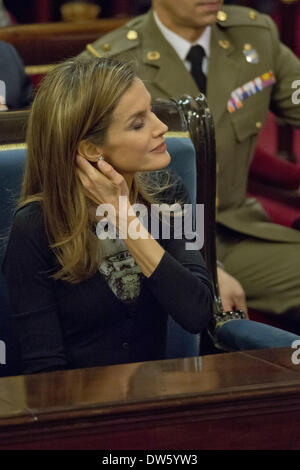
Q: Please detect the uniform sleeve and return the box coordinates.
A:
[2,205,67,374]
[267,14,300,127]
[144,235,214,334]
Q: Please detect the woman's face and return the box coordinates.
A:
[100,78,170,176]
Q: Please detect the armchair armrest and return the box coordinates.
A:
[250,147,300,190]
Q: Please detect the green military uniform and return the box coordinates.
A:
[80,6,300,319]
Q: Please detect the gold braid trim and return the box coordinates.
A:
[25,64,56,75]
[86,44,102,58]
[0,143,27,151]
[165,131,190,138]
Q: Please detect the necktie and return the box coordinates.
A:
[186,45,207,94]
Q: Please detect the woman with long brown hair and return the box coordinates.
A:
[2,57,213,374]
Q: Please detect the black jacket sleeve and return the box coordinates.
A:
[2,203,67,374]
[145,235,214,334]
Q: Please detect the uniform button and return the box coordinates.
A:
[147,50,161,61]
[122,342,129,350]
[256,121,262,129]
[101,43,111,52]
[218,40,230,50]
[127,30,138,40]
[217,11,227,22]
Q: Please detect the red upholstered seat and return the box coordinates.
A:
[247,112,300,230]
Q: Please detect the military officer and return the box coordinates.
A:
[79,1,300,332]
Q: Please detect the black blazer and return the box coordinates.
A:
[0,40,33,109]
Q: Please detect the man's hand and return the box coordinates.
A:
[217,267,248,317]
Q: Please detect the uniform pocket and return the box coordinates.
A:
[229,100,269,143]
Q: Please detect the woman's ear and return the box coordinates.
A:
[77,140,102,162]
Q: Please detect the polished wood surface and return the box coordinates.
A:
[1,347,300,449]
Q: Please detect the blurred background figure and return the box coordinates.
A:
[224,0,278,15]
[0,1,283,22]
[132,0,151,14]
[0,0,12,26]
[60,1,100,21]
[0,41,33,110]
[131,0,279,15]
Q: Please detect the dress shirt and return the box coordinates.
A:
[153,10,211,75]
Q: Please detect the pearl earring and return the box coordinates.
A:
[98,155,104,161]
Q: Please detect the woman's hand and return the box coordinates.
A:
[77,155,165,277]
[76,155,130,228]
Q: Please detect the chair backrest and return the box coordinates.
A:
[153,96,220,300]
[153,95,223,356]
[164,136,199,358]
[0,110,29,145]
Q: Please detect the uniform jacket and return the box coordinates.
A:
[0,41,33,109]
[80,6,300,243]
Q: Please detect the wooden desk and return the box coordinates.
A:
[1,347,300,449]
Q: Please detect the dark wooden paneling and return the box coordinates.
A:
[0,110,29,145]
[0,18,129,65]
[1,348,300,449]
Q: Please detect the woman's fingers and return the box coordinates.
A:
[76,155,123,186]
[76,155,128,205]
[96,159,124,187]
[77,167,100,204]
[76,155,109,190]
[76,166,89,187]
[76,154,91,171]
[76,155,100,179]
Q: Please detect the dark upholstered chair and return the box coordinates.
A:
[152,95,223,356]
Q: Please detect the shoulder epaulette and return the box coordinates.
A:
[85,14,145,58]
[217,5,269,28]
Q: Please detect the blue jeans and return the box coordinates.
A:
[216,319,300,351]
